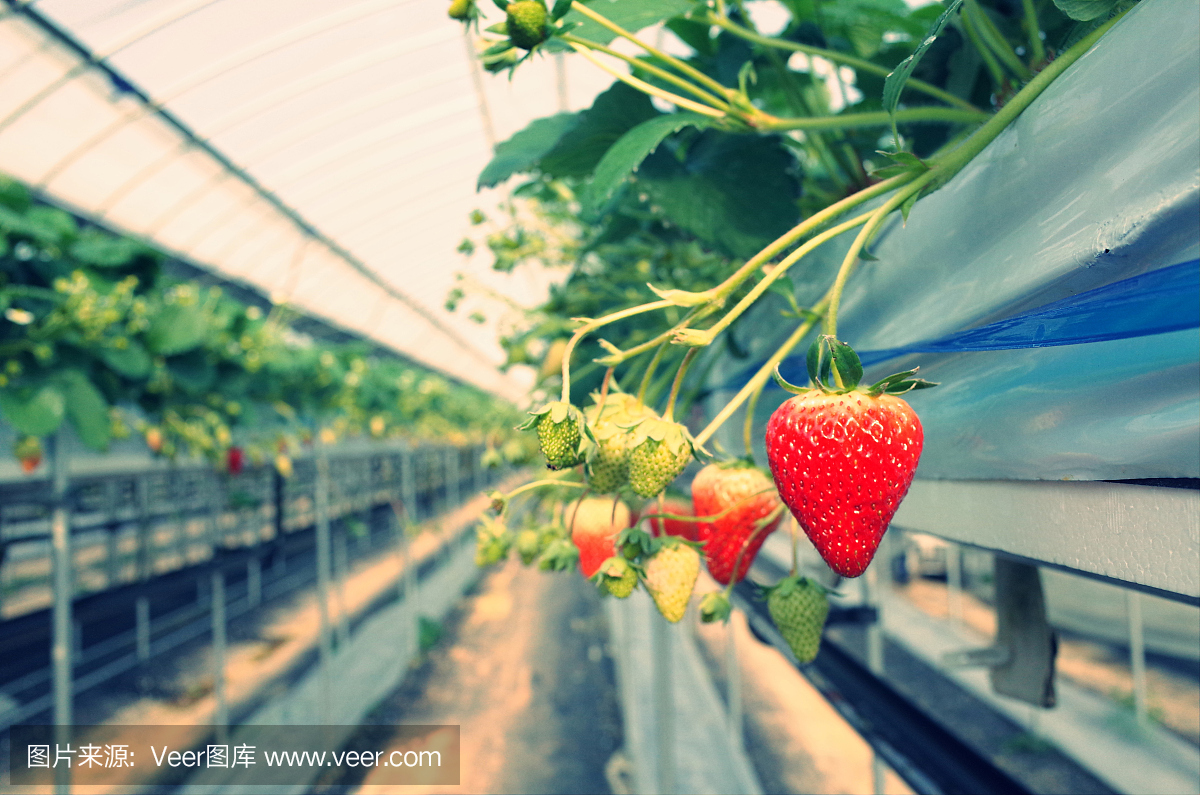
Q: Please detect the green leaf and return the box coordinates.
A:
[664,18,715,56]
[583,112,714,213]
[882,0,964,116]
[806,337,829,385]
[69,231,143,268]
[551,0,573,20]
[59,371,110,451]
[169,353,216,394]
[99,340,152,379]
[827,339,863,389]
[900,190,920,224]
[1052,0,1121,20]
[22,206,77,246]
[145,304,208,356]
[564,0,693,45]
[633,130,803,258]
[477,112,581,189]
[877,150,928,169]
[539,82,658,179]
[0,383,66,436]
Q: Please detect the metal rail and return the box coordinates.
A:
[732,553,1035,795]
[0,442,497,730]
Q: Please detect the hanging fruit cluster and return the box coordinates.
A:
[457,0,1133,654]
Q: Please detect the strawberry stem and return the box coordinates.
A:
[561,300,672,404]
[664,348,697,422]
[722,502,786,594]
[694,299,826,447]
[637,341,668,405]
[742,377,765,463]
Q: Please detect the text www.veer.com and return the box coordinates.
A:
[261,750,440,768]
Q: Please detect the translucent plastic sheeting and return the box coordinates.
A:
[0,0,612,400]
[732,0,1200,481]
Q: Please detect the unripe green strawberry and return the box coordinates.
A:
[474,516,511,566]
[447,0,475,21]
[506,0,548,49]
[516,528,541,565]
[596,556,637,598]
[626,418,697,498]
[766,575,830,663]
[643,538,701,623]
[584,391,656,493]
[585,423,629,493]
[537,536,579,571]
[519,401,585,470]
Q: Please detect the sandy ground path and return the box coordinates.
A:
[344,558,623,795]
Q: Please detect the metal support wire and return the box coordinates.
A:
[462,26,496,147]
[32,0,406,188]
[94,46,463,215]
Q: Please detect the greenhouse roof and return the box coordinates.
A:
[0,0,613,401]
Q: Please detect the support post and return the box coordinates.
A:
[1127,590,1148,725]
[49,431,72,794]
[401,448,417,523]
[650,609,675,795]
[947,543,964,629]
[333,525,350,647]
[725,619,742,751]
[211,567,228,742]
[136,595,151,661]
[314,447,334,723]
[247,557,261,608]
[864,564,886,795]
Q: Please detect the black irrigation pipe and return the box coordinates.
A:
[732,555,1033,795]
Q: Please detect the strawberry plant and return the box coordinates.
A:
[463,0,1139,643]
[0,175,533,469]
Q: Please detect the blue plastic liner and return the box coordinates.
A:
[761,260,1200,385]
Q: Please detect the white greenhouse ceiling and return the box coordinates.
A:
[0,0,614,401]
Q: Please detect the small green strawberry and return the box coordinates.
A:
[595,556,638,598]
[537,536,579,571]
[474,516,511,567]
[698,591,732,624]
[584,391,657,493]
[642,537,701,623]
[506,0,548,49]
[447,0,476,21]
[519,401,586,470]
[626,418,699,498]
[766,575,830,663]
[516,528,541,565]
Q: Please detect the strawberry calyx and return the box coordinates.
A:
[537,537,579,571]
[772,335,938,397]
[760,574,838,599]
[699,591,733,623]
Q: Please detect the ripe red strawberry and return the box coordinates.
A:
[765,336,933,578]
[570,497,633,577]
[642,537,701,623]
[766,575,830,663]
[647,497,696,541]
[14,435,42,474]
[227,446,244,476]
[692,462,782,585]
